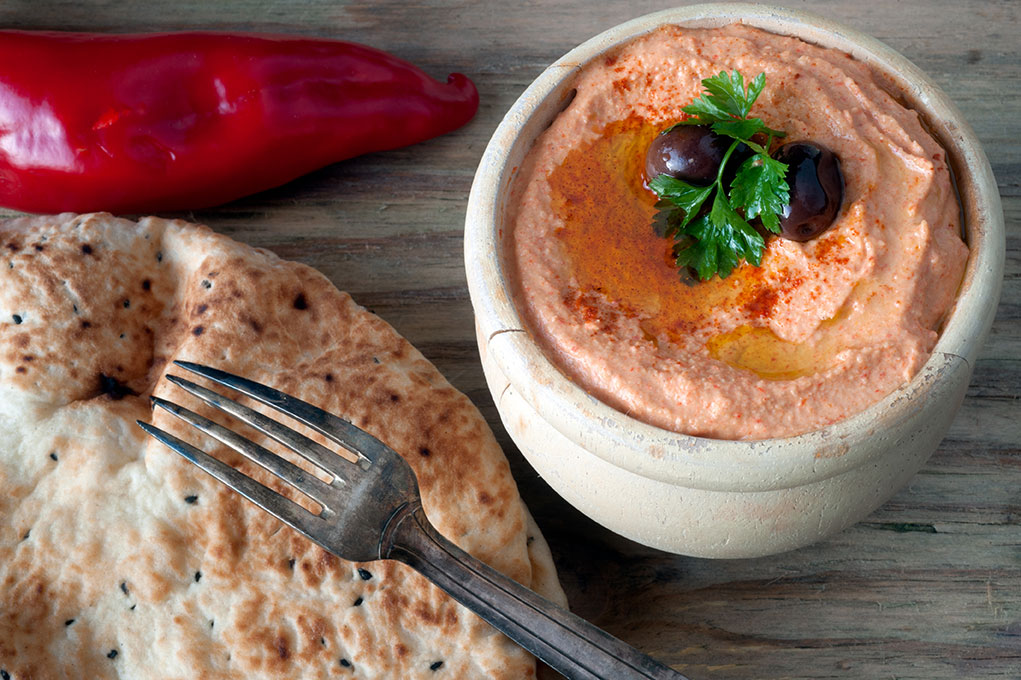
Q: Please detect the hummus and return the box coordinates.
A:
[508,24,968,440]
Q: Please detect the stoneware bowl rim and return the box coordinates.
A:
[465,3,1004,493]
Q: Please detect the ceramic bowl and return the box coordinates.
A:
[464,4,1004,558]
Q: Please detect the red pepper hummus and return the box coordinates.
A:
[508,24,968,439]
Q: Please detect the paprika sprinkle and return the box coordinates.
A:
[0,31,480,213]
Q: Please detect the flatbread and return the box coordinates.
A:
[0,213,566,679]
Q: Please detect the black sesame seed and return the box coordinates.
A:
[358,568,372,581]
[201,279,211,289]
[12,314,22,324]
[1,669,9,680]
[340,658,351,668]
[49,452,58,462]
[107,649,118,659]
[122,299,130,308]
[65,619,75,626]
[194,571,202,582]
[430,660,444,671]
[120,582,129,595]
[293,293,308,310]
[142,279,151,291]
[353,596,363,607]
[81,244,93,255]
[22,529,30,541]
[210,620,215,628]
[156,251,163,262]
[73,304,78,314]
[372,356,381,364]
[320,637,326,646]
[184,495,198,504]
[288,558,296,570]
[130,604,136,611]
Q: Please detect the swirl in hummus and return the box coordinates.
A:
[508,24,968,439]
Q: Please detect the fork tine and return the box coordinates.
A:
[174,360,385,470]
[150,396,337,509]
[137,420,328,542]
[164,374,354,479]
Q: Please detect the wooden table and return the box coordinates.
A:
[3,1,1016,678]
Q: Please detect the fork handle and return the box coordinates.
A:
[385,505,689,680]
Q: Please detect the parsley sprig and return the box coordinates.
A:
[650,70,789,281]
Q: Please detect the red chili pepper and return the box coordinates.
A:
[0,31,479,213]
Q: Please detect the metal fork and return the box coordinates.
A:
[137,360,690,680]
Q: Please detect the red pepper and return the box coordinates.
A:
[0,31,479,213]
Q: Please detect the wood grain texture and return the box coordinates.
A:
[0,1,1017,678]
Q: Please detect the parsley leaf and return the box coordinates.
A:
[650,70,789,281]
[648,175,712,234]
[699,70,759,118]
[729,154,790,233]
[674,192,765,280]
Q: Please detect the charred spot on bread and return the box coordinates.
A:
[97,373,137,400]
[293,292,308,310]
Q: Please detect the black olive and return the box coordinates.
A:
[646,125,737,186]
[773,142,844,241]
